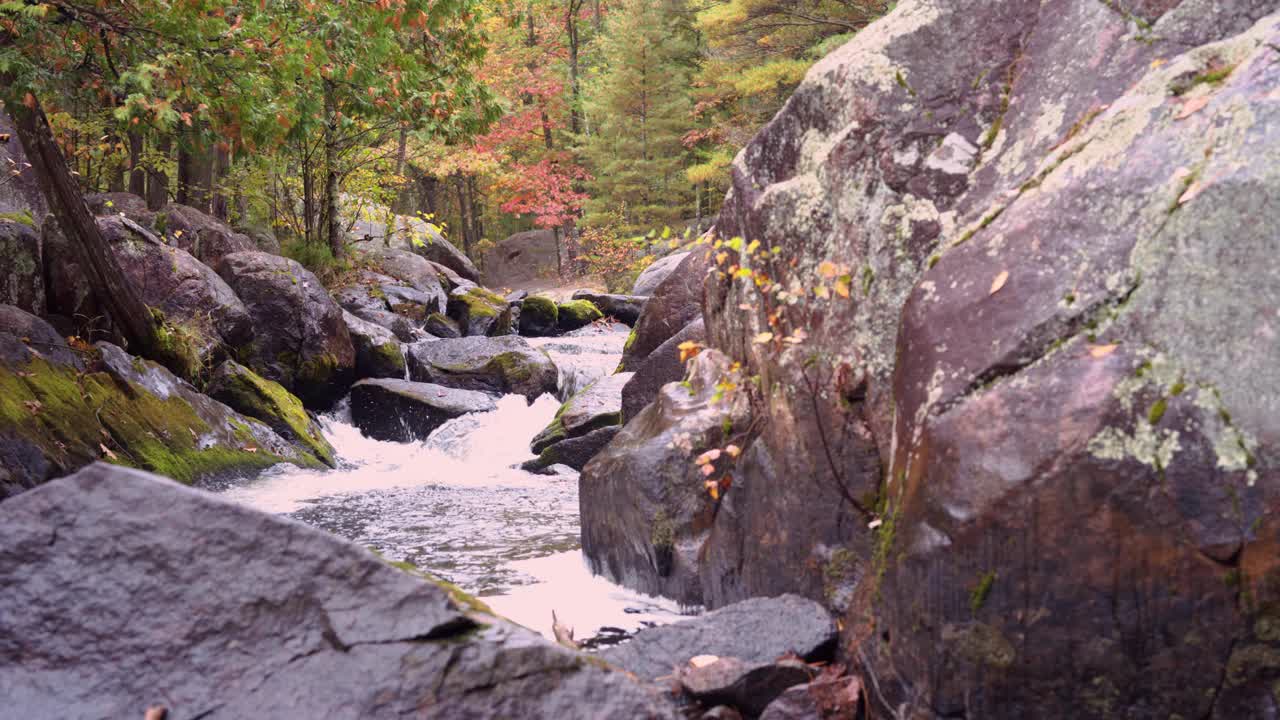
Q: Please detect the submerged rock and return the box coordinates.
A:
[405,335,558,402]
[523,426,621,474]
[527,371,633,471]
[206,360,335,467]
[0,306,316,499]
[571,291,646,326]
[350,379,497,442]
[0,463,678,718]
[600,595,836,683]
[217,251,355,409]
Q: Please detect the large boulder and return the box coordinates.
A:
[526,373,632,472]
[0,217,43,315]
[622,317,706,422]
[45,217,254,372]
[632,251,689,297]
[206,360,336,467]
[482,229,560,287]
[0,306,317,499]
[600,595,836,683]
[447,286,516,337]
[154,203,256,267]
[364,247,449,313]
[85,191,151,218]
[580,350,750,605]
[692,1,1280,717]
[350,379,497,442]
[519,295,560,337]
[408,225,481,283]
[0,463,678,718]
[343,310,406,380]
[621,251,708,371]
[332,274,429,344]
[405,335,558,402]
[0,112,48,230]
[217,251,355,409]
[571,291,646,326]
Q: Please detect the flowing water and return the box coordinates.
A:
[202,325,685,643]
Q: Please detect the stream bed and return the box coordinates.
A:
[201,326,686,643]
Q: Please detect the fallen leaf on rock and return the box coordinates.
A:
[689,655,719,668]
[1177,95,1210,119]
[99,443,117,460]
[754,332,775,345]
[1179,181,1207,205]
[989,271,1009,295]
[244,446,259,454]
[24,400,41,414]
[1089,344,1119,358]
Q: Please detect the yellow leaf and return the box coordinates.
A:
[813,285,830,300]
[724,444,741,458]
[704,481,720,500]
[678,341,704,363]
[989,270,1010,295]
[734,267,754,279]
[818,261,838,279]
[754,332,775,345]
[834,279,851,298]
[701,463,717,477]
[1089,343,1119,359]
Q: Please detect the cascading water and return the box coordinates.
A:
[203,325,683,643]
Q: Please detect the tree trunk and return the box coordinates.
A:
[323,81,344,258]
[146,135,170,210]
[566,0,583,136]
[9,100,175,371]
[302,152,316,245]
[177,127,213,212]
[383,124,409,246]
[211,143,230,221]
[127,132,146,196]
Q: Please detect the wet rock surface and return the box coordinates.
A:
[405,335,558,401]
[600,595,836,683]
[622,316,705,422]
[580,350,750,605]
[448,286,515,337]
[0,464,678,719]
[681,658,815,718]
[351,378,497,442]
[342,310,406,380]
[206,360,335,467]
[0,218,43,316]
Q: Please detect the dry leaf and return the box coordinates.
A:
[834,279,851,298]
[818,261,839,279]
[989,270,1010,295]
[244,446,259,454]
[24,400,42,414]
[1176,95,1210,120]
[724,444,741,458]
[754,332,775,345]
[813,285,830,300]
[1089,344,1119,358]
[868,518,883,530]
[1179,181,1206,205]
[98,443,117,460]
[689,655,720,668]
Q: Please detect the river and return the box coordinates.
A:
[201,325,685,644]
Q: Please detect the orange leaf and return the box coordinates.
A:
[1089,344,1119,359]
[989,271,1010,296]
[1176,95,1210,120]
[98,443,117,460]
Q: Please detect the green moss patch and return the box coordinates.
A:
[0,355,284,484]
[208,363,336,466]
[558,299,603,330]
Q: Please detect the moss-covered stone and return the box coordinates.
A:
[0,354,288,485]
[206,361,336,467]
[447,287,513,336]
[519,295,559,337]
[557,299,603,332]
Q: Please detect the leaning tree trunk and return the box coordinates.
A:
[8,99,181,373]
[146,134,170,210]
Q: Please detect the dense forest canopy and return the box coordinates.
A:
[0,0,887,287]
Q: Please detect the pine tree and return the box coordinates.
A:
[582,0,698,237]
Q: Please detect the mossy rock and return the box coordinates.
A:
[519,295,560,337]
[0,336,316,497]
[206,361,336,467]
[447,287,514,337]
[557,300,603,332]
